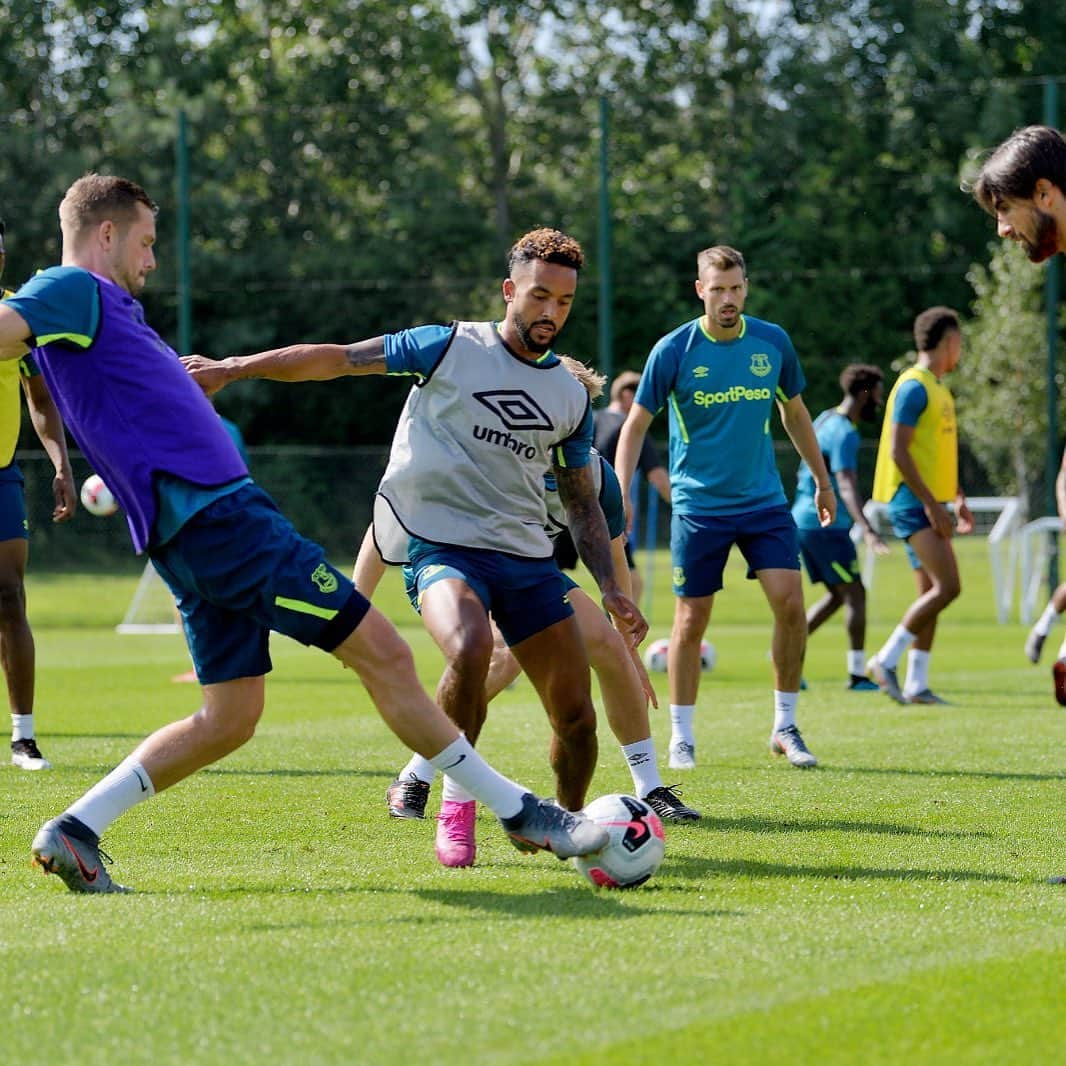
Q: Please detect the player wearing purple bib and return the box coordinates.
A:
[0,175,606,892]
[615,245,835,770]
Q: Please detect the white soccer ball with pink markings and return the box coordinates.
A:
[643,637,716,673]
[572,793,665,889]
[80,474,118,517]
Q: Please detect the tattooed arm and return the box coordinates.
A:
[181,337,388,396]
[556,462,648,646]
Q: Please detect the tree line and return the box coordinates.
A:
[2,0,1064,505]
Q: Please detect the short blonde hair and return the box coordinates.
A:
[59,174,157,243]
[559,355,605,400]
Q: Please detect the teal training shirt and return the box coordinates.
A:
[634,314,805,516]
[792,408,858,531]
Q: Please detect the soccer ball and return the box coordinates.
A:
[643,638,716,673]
[571,793,665,889]
[80,474,118,517]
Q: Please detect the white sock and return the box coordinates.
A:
[399,752,437,784]
[773,690,798,733]
[621,738,663,797]
[1036,603,1060,637]
[847,650,865,677]
[428,737,524,818]
[878,625,916,669]
[904,650,930,696]
[11,713,33,742]
[669,704,696,747]
[1058,638,1066,662]
[441,774,475,804]
[65,758,155,838]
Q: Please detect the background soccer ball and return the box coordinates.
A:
[80,474,118,517]
[571,793,665,889]
[643,637,716,673]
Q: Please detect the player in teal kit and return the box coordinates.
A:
[792,364,887,691]
[615,244,835,769]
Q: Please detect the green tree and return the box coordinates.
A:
[956,240,1060,505]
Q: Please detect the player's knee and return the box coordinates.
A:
[549,695,597,742]
[939,575,962,604]
[584,621,625,669]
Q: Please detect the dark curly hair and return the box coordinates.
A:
[507,228,585,275]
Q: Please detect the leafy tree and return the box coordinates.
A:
[956,240,1062,506]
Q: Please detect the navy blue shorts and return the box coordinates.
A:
[887,502,932,570]
[150,484,370,685]
[797,527,860,586]
[405,540,573,647]
[0,466,27,542]
[670,505,800,598]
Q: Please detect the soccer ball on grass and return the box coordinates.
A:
[571,793,665,889]
[80,474,118,517]
[643,637,716,673]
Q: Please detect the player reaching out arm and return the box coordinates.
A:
[189,229,646,869]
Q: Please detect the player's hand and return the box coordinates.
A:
[181,354,231,396]
[815,486,837,527]
[864,529,889,556]
[51,470,76,522]
[955,497,974,536]
[925,500,954,538]
[603,588,649,647]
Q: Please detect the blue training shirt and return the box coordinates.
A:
[635,313,805,515]
[792,408,858,531]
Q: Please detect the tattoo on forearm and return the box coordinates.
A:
[557,467,615,590]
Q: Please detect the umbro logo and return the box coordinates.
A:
[473,390,554,432]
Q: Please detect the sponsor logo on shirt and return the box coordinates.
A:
[693,385,772,407]
[472,389,553,459]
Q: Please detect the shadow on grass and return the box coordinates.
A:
[666,854,1019,883]
[44,732,147,740]
[690,815,992,839]
[821,764,1066,784]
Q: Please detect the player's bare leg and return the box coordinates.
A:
[760,568,817,767]
[899,532,959,704]
[511,614,598,812]
[666,594,712,769]
[0,538,48,770]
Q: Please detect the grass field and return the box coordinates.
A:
[3,539,1066,1064]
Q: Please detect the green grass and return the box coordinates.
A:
[3,539,1066,1064]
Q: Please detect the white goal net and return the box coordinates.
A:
[116,561,182,634]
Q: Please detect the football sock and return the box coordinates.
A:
[441,773,475,805]
[773,691,798,733]
[904,649,930,696]
[847,650,866,678]
[878,625,916,669]
[1035,603,1060,637]
[11,712,33,742]
[399,752,437,784]
[428,737,524,818]
[621,738,663,797]
[65,758,155,838]
[669,704,696,747]
[1056,637,1066,662]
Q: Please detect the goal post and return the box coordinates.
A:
[116,560,182,634]
[856,495,1026,623]
[1018,516,1064,624]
